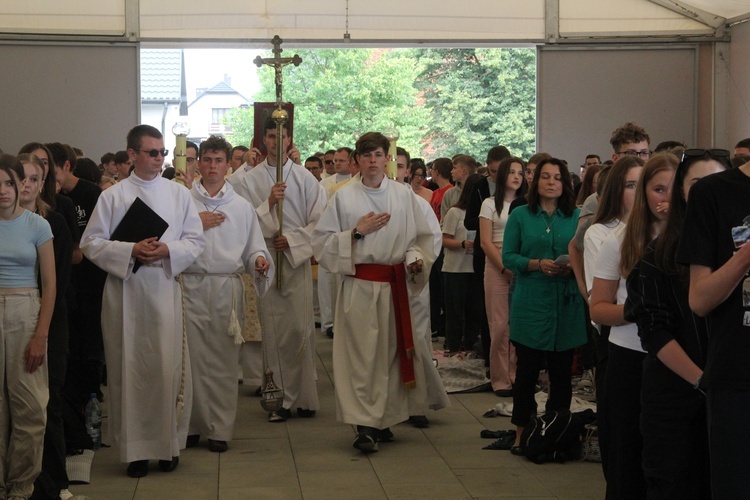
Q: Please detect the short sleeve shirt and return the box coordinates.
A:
[0,210,53,288]
[479,197,510,244]
[441,207,473,273]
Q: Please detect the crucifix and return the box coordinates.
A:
[253,35,302,289]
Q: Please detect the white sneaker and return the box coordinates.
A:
[60,489,74,500]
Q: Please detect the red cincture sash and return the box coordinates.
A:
[353,263,416,388]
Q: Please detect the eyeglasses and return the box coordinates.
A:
[186,157,197,164]
[681,148,730,162]
[411,174,425,179]
[137,148,169,158]
[617,149,652,159]
[324,160,334,165]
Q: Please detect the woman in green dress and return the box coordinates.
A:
[502,158,587,454]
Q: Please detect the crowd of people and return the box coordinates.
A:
[1,120,749,499]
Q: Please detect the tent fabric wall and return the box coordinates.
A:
[0,44,139,157]
[537,45,697,163]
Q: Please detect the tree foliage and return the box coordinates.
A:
[226,48,536,162]
[409,48,537,160]
[247,49,428,158]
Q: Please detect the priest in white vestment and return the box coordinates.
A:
[80,125,204,477]
[312,132,437,453]
[228,119,325,421]
[183,136,273,453]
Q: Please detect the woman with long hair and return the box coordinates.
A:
[409,163,433,203]
[575,163,602,207]
[0,154,56,499]
[480,157,526,395]
[442,174,483,356]
[503,158,587,452]
[590,152,677,499]
[626,149,728,498]
[18,153,75,500]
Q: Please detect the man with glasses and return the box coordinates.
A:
[321,149,336,179]
[610,122,651,162]
[81,124,205,478]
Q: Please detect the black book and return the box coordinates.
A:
[110,197,169,273]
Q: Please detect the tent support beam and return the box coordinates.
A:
[545,0,560,43]
[646,0,724,29]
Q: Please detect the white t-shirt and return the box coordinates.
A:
[441,207,474,273]
[479,197,510,244]
[592,225,644,353]
[583,220,622,295]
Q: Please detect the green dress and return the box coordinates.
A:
[502,205,586,351]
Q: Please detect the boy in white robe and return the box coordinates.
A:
[312,132,437,453]
[80,125,205,477]
[183,135,272,453]
[228,118,326,422]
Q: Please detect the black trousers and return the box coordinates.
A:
[429,250,445,336]
[602,343,646,500]
[641,356,709,499]
[707,388,750,499]
[443,272,481,352]
[511,342,574,427]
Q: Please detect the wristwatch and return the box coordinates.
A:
[353,228,364,240]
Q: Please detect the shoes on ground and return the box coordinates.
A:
[158,456,179,472]
[126,460,149,478]
[296,408,316,418]
[59,488,74,500]
[408,415,429,428]
[510,445,525,456]
[375,428,394,442]
[353,427,378,453]
[268,407,292,422]
[325,327,334,339]
[494,389,513,398]
[186,434,200,448]
[254,386,262,397]
[315,321,321,328]
[208,439,228,453]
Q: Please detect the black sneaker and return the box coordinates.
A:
[353,432,378,453]
[408,415,429,428]
[126,460,148,478]
[376,428,394,442]
[296,408,316,418]
[268,407,292,422]
[158,456,179,472]
[208,439,228,453]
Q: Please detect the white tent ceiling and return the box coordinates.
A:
[0,0,747,45]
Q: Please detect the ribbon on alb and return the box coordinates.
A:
[353,263,416,388]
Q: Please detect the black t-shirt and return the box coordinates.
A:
[63,178,101,234]
[676,167,750,389]
[54,194,80,244]
[45,210,73,354]
[62,178,106,293]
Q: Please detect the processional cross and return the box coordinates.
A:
[253,36,302,289]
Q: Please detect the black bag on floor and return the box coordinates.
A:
[520,409,583,464]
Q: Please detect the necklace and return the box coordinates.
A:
[202,202,221,214]
[543,213,557,234]
[265,159,293,185]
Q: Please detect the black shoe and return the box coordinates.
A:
[352,431,378,453]
[208,439,228,453]
[268,407,292,422]
[494,389,513,398]
[254,386,262,397]
[158,456,179,472]
[296,408,316,418]
[127,460,148,478]
[315,321,321,328]
[186,434,200,448]
[510,446,525,456]
[325,327,334,339]
[376,428,394,442]
[408,415,429,428]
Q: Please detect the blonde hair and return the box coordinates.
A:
[17,153,51,217]
[619,152,678,277]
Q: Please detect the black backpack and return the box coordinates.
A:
[519,409,583,464]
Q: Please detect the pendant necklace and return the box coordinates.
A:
[203,202,221,214]
[265,159,293,185]
[544,213,557,234]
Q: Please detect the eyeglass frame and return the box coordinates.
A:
[681,148,730,162]
[617,149,652,159]
[135,148,169,158]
